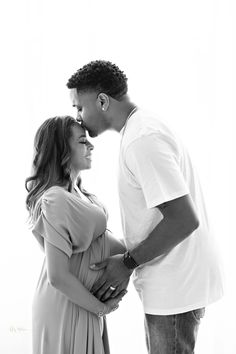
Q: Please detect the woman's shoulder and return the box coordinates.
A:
[42,185,70,204]
[42,185,88,210]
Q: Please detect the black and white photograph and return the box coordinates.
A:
[1,0,235,353]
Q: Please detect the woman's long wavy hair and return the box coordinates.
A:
[25,116,103,228]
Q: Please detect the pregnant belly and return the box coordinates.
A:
[69,232,110,291]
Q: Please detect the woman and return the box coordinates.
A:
[25,116,127,354]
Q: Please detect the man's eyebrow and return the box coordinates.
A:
[76,135,86,139]
[72,103,82,108]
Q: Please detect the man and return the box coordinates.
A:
[67,60,224,353]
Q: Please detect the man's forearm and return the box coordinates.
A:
[129,216,198,266]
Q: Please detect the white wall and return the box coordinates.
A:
[0,0,235,353]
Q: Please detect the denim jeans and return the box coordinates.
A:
[144,308,205,354]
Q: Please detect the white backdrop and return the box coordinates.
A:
[0,0,235,353]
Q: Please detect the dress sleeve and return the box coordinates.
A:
[125,133,190,209]
[32,188,95,257]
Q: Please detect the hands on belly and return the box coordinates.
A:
[89,254,132,301]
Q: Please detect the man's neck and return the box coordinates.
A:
[111,101,137,133]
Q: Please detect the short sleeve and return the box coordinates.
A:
[32,188,96,257]
[125,133,190,209]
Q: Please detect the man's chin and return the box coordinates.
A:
[85,125,105,138]
[85,127,100,138]
[88,130,98,138]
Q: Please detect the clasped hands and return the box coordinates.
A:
[89,254,133,303]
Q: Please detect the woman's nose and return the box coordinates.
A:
[88,141,94,150]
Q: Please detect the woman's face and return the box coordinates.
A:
[69,124,94,172]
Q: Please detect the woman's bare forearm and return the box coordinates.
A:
[50,271,106,315]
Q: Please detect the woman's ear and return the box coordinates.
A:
[96,93,110,112]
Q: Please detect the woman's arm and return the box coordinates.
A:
[105,229,127,256]
[44,240,109,315]
[91,230,129,302]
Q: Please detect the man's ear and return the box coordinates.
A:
[96,93,110,112]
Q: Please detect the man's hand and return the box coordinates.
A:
[101,278,130,302]
[90,254,133,301]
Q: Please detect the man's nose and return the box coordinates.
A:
[76,111,82,121]
[76,116,84,127]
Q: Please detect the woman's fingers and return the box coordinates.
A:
[110,304,119,313]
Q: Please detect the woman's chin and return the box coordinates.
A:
[85,160,92,169]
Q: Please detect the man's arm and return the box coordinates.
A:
[90,133,200,300]
[130,193,199,265]
[90,194,199,301]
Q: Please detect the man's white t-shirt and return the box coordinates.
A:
[118,107,224,315]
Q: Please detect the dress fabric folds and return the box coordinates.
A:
[31,186,111,354]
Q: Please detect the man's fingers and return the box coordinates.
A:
[117,289,128,300]
[90,260,107,271]
[109,285,122,298]
[93,283,110,300]
[100,288,114,302]
[108,288,128,301]
[110,279,129,298]
[91,278,106,294]
[109,290,120,298]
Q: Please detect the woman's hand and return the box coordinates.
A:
[103,289,127,315]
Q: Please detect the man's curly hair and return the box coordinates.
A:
[67,60,128,100]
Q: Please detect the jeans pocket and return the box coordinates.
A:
[191,307,206,322]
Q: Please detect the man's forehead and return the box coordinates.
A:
[70,88,80,105]
[70,89,98,106]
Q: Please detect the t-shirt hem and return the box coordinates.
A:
[142,293,224,315]
[146,190,190,209]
